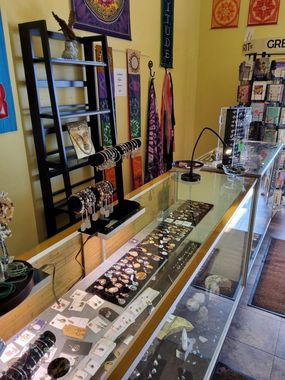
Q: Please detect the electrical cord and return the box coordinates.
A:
[75,235,92,274]
[67,235,92,292]
[39,263,59,305]
[0,235,92,302]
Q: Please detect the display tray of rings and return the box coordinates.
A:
[86,221,193,307]
[84,200,212,307]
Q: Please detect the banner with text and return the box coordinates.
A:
[243,37,285,55]
[161,0,174,68]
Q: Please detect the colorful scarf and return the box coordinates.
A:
[144,78,164,183]
[161,71,175,171]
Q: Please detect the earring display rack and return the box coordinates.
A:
[18,20,142,237]
[237,51,285,209]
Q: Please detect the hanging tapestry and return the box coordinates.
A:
[95,45,117,195]
[211,0,241,29]
[248,0,280,26]
[127,49,143,189]
[160,0,174,68]
[145,79,164,184]
[95,45,115,147]
[71,0,131,40]
[0,11,16,134]
[161,71,175,171]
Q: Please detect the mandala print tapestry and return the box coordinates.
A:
[248,0,280,26]
[211,0,241,29]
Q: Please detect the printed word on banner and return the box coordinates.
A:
[95,45,117,195]
[127,49,143,189]
[161,0,174,69]
[242,37,285,55]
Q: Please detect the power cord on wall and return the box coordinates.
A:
[39,263,59,305]
[0,235,93,304]
[67,235,93,292]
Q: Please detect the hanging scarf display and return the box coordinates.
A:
[145,78,164,184]
[127,49,143,189]
[96,45,117,193]
[161,70,175,171]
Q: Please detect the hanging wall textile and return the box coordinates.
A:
[161,0,174,68]
[145,79,164,184]
[161,71,175,171]
[71,0,131,40]
[95,45,115,147]
[127,49,143,189]
[248,0,280,26]
[0,11,16,134]
[211,0,240,29]
[95,45,117,194]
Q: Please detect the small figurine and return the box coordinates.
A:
[52,11,78,59]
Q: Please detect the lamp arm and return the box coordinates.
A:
[190,127,227,175]
[191,127,226,163]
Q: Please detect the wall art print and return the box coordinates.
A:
[211,0,241,29]
[248,0,280,26]
[0,11,17,134]
[71,0,131,40]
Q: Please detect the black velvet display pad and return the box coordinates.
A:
[86,200,213,306]
[86,221,193,306]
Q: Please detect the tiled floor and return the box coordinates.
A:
[217,211,285,380]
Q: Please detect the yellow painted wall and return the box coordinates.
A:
[6,0,285,256]
[0,2,38,256]
[0,0,201,255]
[194,0,285,156]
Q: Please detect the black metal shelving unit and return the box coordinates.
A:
[18,20,122,237]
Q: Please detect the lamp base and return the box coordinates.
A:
[181,172,201,182]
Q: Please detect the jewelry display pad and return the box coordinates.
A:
[86,200,213,307]
[86,222,193,307]
[166,200,213,226]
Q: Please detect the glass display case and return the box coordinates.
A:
[201,141,283,269]
[0,171,256,380]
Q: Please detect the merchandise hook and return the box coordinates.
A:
[148,60,155,78]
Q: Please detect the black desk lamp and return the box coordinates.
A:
[181,127,232,182]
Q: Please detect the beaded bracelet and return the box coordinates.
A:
[0,281,16,299]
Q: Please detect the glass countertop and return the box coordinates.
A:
[200,141,283,178]
[239,141,283,177]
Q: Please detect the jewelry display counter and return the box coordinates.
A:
[0,171,256,380]
[201,141,283,271]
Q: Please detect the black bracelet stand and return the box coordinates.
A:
[69,141,145,238]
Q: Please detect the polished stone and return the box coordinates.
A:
[270,356,285,380]
[227,306,280,354]
[219,337,273,380]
